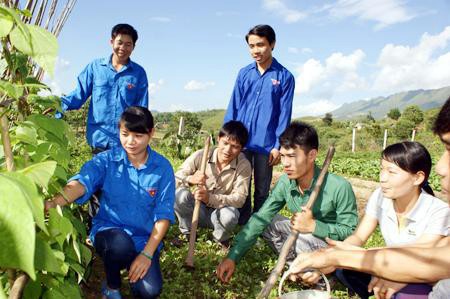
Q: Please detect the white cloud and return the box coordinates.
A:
[41,56,71,96]
[293,99,341,116]
[295,49,366,94]
[373,26,450,92]
[326,0,415,30]
[262,0,307,23]
[149,79,164,95]
[149,16,172,23]
[184,80,216,91]
[288,47,312,54]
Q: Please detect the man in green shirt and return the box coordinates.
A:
[216,121,358,283]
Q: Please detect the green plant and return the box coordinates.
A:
[0,4,89,299]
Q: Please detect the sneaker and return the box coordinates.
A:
[101,281,122,299]
[170,234,189,248]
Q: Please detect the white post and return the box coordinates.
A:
[178,117,185,136]
[383,129,388,149]
[411,129,416,141]
[352,127,356,153]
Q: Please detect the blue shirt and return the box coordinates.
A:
[70,146,175,252]
[224,58,295,154]
[60,55,149,149]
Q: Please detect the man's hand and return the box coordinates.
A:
[291,207,316,233]
[194,185,209,204]
[369,276,407,299]
[290,270,322,285]
[268,148,281,166]
[216,258,236,283]
[129,254,152,283]
[188,171,207,185]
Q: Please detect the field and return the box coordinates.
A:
[63,107,445,298]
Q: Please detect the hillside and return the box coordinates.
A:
[331,86,450,119]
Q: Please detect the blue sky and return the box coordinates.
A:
[44,0,450,117]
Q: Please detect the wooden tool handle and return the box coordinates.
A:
[185,135,211,268]
[258,146,335,298]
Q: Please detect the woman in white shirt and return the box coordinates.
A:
[335,141,449,299]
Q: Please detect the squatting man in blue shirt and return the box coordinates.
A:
[45,106,174,299]
[224,24,295,225]
[172,121,252,249]
[58,23,149,154]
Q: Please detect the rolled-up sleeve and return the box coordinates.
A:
[153,162,176,224]
[69,153,107,205]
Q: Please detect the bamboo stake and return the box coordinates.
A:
[257,146,335,298]
[185,135,211,268]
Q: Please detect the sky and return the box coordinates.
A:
[43,0,450,117]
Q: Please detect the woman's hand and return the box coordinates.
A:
[128,254,152,283]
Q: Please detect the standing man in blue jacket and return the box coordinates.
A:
[59,23,149,154]
[224,24,295,225]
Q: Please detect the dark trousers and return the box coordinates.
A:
[336,269,432,299]
[239,150,273,225]
[94,228,163,298]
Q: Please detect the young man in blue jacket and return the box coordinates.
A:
[59,23,149,153]
[224,24,295,225]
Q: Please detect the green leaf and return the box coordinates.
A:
[0,79,24,100]
[34,235,64,274]
[0,9,13,37]
[42,288,65,299]
[0,173,36,279]
[23,276,42,299]
[10,24,58,77]
[72,237,81,263]
[14,124,38,145]
[0,285,6,299]
[19,161,56,189]
[2,172,47,233]
[79,243,92,267]
[48,209,73,247]
[28,115,65,141]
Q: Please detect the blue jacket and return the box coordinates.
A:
[60,55,149,149]
[70,146,175,252]
[224,58,295,154]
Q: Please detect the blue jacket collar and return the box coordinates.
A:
[112,146,153,169]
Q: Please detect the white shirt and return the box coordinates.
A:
[365,188,449,246]
[429,279,450,299]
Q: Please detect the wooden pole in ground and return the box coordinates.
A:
[185,135,211,269]
[257,146,335,298]
[411,129,416,141]
[383,129,388,149]
[352,127,356,153]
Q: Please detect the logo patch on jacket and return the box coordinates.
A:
[271,78,281,85]
[127,83,135,89]
[148,188,157,197]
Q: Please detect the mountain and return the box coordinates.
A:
[330,86,450,119]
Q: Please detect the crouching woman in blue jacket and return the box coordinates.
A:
[46,106,175,299]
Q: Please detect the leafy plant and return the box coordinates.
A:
[0,4,89,299]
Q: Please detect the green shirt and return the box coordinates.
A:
[227,166,358,263]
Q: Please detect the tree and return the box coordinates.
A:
[322,113,333,126]
[393,119,415,140]
[401,105,424,127]
[365,111,375,123]
[387,108,401,120]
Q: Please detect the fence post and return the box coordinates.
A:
[383,129,388,149]
[352,127,356,153]
[178,117,185,136]
[411,129,416,141]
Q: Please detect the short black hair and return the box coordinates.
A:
[245,24,276,45]
[119,106,153,134]
[433,96,450,137]
[382,141,433,195]
[279,121,319,153]
[219,121,249,147]
[111,23,138,45]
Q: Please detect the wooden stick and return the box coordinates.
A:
[258,146,335,298]
[184,135,211,268]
